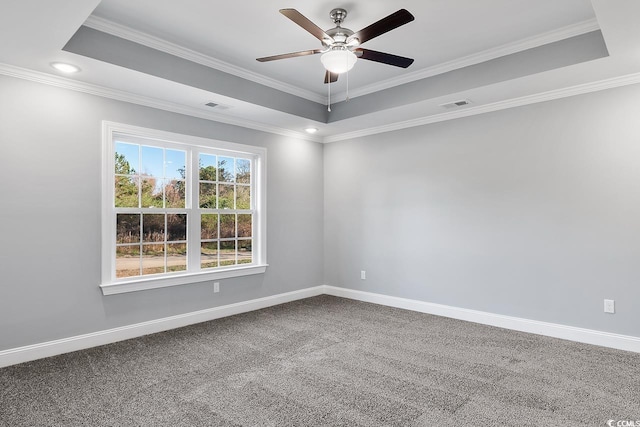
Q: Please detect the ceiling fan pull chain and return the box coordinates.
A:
[346,68,350,102]
[328,78,331,112]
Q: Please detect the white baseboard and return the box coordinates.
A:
[3,284,638,368]
[0,286,325,368]
[323,286,640,354]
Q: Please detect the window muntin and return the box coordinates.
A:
[102,122,266,294]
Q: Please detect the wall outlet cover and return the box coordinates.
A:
[604,299,615,314]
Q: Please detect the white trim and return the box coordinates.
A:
[2,284,639,368]
[0,286,325,368]
[5,63,640,145]
[323,72,640,143]
[323,286,640,354]
[0,63,323,143]
[331,19,600,102]
[100,265,268,295]
[83,15,326,105]
[101,122,112,286]
[104,121,270,154]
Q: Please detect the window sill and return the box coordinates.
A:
[100,264,268,295]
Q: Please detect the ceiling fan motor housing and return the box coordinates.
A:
[324,27,355,46]
[323,9,356,47]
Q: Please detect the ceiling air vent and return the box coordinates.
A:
[439,99,472,109]
[204,101,231,110]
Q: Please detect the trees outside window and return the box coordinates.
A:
[101,122,266,295]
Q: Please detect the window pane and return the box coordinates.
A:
[167,214,187,241]
[236,158,250,184]
[220,240,236,266]
[165,149,185,180]
[115,142,138,174]
[199,154,217,181]
[115,175,139,208]
[236,185,250,210]
[201,242,218,269]
[220,214,235,239]
[142,244,165,275]
[141,177,163,208]
[201,214,218,239]
[116,245,140,278]
[165,179,185,208]
[117,214,140,244]
[218,184,234,209]
[167,243,187,272]
[141,146,163,177]
[238,239,252,264]
[199,182,217,208]
[143,214,165,243]
[218,156,234,182]
[237,214,251,238]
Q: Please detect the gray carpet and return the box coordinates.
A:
[1,295,639,426]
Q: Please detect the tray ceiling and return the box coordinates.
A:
[2,1,640,141]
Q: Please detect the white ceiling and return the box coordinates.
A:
[2,1,640,142]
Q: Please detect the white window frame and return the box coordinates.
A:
[100,121,267,295]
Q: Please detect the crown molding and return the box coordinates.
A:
[323,71,640,143]
[83,15,327,105]
[5,61,639,145]
[83,16,599,108]
[0,63,322,143]
[332,19,601,102]
[5,63,638,146]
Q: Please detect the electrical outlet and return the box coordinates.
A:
[360,270,366,280]
[214,282,220,293]
[604,299,615,314]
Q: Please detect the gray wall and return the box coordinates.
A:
[2,72,640,352]
[324,84,640,338]
[0,75,324,351]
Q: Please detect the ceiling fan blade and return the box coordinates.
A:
[257,49,323,62]
[355,48,414,68]
[324,71,339,84]
[280,9,333,43]
[351,9,414,45]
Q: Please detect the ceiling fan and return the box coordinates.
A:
[257,8,415,84]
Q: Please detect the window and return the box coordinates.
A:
[101,122,266,295]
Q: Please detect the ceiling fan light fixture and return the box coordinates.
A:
[321,49,357,74]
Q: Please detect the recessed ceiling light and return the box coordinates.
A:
[50,62,81,74]
[305,127,318,134]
